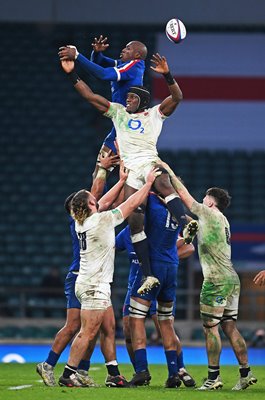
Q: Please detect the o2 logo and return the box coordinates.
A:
[128,119,144,134]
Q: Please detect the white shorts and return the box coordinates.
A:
[75,282,112,310]
[126,161,157,190]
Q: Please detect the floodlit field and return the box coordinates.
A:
[0,363,264,400]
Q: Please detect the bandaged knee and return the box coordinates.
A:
[157,303,173,320]
[129,298,149,318]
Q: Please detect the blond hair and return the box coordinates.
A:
[71,190,91,225]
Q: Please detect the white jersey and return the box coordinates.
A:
[104,103,167,171]
[75,208,124,286]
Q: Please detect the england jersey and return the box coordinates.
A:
[104,103,167,170]
[76,208,124,286]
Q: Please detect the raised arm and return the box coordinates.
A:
[177,238,195,259]
[150,53,183,116]
[91,35,116,67]
[98,161,128,212]
[90,151,120,200]
[59,45,118,81]
[60,60,109,113]
[160,161,195,211]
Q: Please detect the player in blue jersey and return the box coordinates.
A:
[59,53,198,298]
[116,223,196,388]
[36,154,127,388]
[118,191,197,388]
[58,36,147,187]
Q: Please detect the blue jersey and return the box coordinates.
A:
[77,52,145,106]
[145,193,181,263]
[68,216,80,273]
[115,225,138,290]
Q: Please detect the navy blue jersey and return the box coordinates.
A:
[78,52,145,106]
[68,216,80,273]
[115,225,139,290]
[145,193,181,263]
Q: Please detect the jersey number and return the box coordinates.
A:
[78,232,87,250]
[225,227,231,246]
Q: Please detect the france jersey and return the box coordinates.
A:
[77,51,145,152]
[64,216,81,309]
[131,193,182,302]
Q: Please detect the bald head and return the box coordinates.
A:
[130,41,148,60]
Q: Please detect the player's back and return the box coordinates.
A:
[145,193,181,263]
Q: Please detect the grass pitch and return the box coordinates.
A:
[0,363,264,400]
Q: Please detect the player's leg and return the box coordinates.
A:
[128,296,152,386]
[125,183,159,294]
[197,282,225,390]
[156,299,182,389]
[37,271,81,386]
[100,305,128,387]
[59,284,108,387]
[122,291,136,368]
[220,285,257,390]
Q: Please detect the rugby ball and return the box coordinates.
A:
[165,18,187,44]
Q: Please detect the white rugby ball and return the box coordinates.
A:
[165,18,187,44]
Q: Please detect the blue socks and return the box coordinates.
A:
[165,350,178,377]
[78,359,90,371]
[134,348,148,373]
[46,350,60,367]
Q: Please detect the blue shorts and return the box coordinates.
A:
[131,261,178,303]
[123,288,157,317]
[64,271,81,309]
[103,127,117,153]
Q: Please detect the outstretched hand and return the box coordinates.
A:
[61,60,75,73]
[150,53,169,74]
[99,150,120,170]
[146,167,162,185]
[119,160,129,182]
[253,270,265,286]
[58,45,78,61]
[92,35,109,52]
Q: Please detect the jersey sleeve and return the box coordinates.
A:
[110,207,125,227]
[90,51,117,67]
[114,60,143,82]
[191,201,213,219]
[77,53,118,81]
[103,102,123,119]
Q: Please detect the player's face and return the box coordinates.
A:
[126,93,140,113]
[120,42,137,62]
[87,192,99,212]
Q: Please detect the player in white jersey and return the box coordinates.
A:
[161,162,257,391]
[60,53,198,295]
[58,165,160,387]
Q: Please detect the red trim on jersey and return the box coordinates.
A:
[153,76,265,101]
[117,59,140,73]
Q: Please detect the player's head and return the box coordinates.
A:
[126,86,150,113]
[71,189,99,224]
[64,192,77,215]
[204,187,231,212]
[120,41,147,61]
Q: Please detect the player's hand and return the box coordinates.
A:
[146,167,162,184]
[119,160,129,182]
[92,35,109,52]
[150,53,169,74]
[157,159,175,178]
[61,60,75,73]
[99,150,120,170]
[58,45,79,61]
[253,270,265,286]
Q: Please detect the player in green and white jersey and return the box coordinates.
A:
[161,161,257,392]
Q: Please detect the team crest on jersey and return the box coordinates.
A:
[215,296,225,304]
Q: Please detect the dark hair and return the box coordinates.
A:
[128,86,150,111]
[64,192,77,214]
[71,189,91,225]
[206,187,231,212]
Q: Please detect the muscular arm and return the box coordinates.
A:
[150,53,183,117]
[77,53,118,81]
[177,238,195,259]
